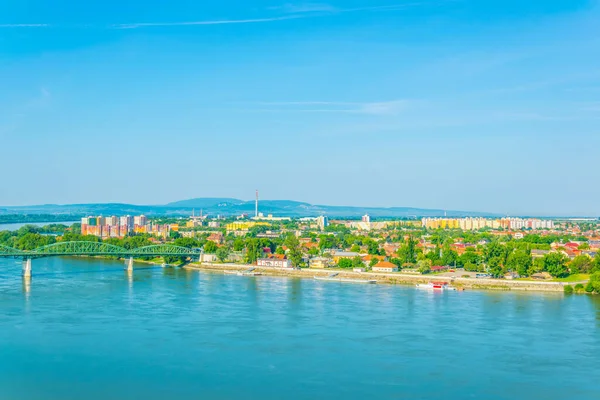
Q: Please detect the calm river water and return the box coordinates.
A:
[1,257,599,399]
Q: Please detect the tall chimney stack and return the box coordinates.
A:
[255,190,259,218]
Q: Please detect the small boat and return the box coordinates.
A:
[314,276,377,284]
[416,281,457,291]
[223,269,262,277]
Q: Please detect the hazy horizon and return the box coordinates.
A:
[2,195,598,218]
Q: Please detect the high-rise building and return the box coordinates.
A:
[134,215,147,227]
[316,215,329,230]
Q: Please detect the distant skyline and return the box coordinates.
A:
[1,0,599,216]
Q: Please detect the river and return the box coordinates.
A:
[0,221,78,232]
[1,257,599,399]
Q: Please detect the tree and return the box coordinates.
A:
[216,247,230,262]
[460,251,481,268]
[285,234,303,268]
[441,249,458,267]
[169,230,181,239]
[591,254,600,273]
[204,241,218,254]
[352,256,365,269]
[484,242,507,263]
[16,233,56,250]
[543,252,569,278]
[389,257,403,268]
[588,272,600,293]
[417,259,431,274]
[569,255,592,274]
[275,246,285,255]
[245,239,262,264]
[369,258,379,267]
[318,235,338,250]
[366,240,381,255]
[397,236,417,264]
[464,262,478,272]
[233,239,245,252]
[425,248,442,265]
[338,258,353,268]
[174,237,200,249]
[564,285,574,294]
[350,244,361,253]
[488,256,505,278]
[506,250,532,277]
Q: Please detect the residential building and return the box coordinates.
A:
[328,251,360,264]
[134,215,148,227]
[207,232,224,244]
[372,261,398,273]
[225,221,270,232]
[257,257,293,268]
[309,257,331,269]
[316,215,329,230]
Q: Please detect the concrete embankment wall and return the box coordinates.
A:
[185,263,569,293]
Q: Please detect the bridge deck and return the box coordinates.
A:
[0,242,202,259]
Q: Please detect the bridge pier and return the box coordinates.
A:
[22,258,32,278]
[125,257,134,272]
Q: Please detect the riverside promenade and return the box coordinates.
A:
[185,263,578,293]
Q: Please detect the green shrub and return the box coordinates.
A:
[563,285,574,295]
[585,281,594,293]
[574,283,585,293]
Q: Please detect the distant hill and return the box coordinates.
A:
[0,198,499,219]
[165,198,243,208]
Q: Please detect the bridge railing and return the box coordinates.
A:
[0,241,203,259]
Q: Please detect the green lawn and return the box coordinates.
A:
[552,274,590,283]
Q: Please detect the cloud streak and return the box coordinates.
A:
[0,2,448,29]
[111,15,303,29]
[268,3,337,13]
[250,100,412,115]
[0,23,50,28]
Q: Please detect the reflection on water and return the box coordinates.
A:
[0,257,599,400]
[22,276,31,297]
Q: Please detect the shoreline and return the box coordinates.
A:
[184,263,574,293]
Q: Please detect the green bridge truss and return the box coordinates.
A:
[0,241,201,260]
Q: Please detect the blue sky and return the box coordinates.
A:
[1,0,599,216]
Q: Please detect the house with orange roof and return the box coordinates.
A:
[362,254,386,263]
[372,261,398,273]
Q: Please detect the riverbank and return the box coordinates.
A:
[184,263,574,293]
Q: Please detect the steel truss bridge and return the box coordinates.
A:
[0,241,201,260]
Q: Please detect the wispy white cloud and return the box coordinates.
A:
[250,100,412,115]
[359,100,410,115]
[269,3,336,13]
[0,2,446,29]
[111,15,304,29]
[256,101,356,106]
[0,23,50,28]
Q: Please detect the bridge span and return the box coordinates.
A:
[0,241,202,277]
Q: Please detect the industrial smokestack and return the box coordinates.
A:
[255,190,259,218]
